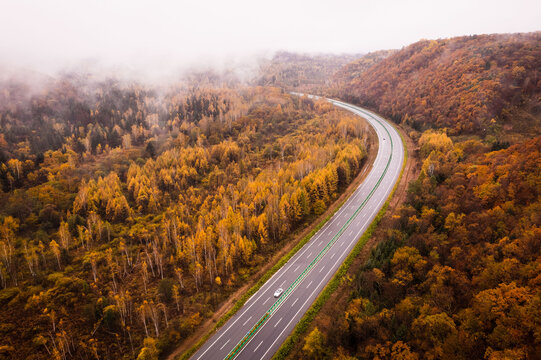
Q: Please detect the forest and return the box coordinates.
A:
[255,51,361,94]
[0,78,369,359]
[293,32,541,360]
[1,30,539,360]
[332,32,541,136]
[331,50,396,94]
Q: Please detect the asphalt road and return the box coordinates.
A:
[191,98,404,360]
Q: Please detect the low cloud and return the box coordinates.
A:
[0,0,539,80]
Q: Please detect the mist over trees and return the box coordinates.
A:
[0,29,540,360]
[0,76,369,359]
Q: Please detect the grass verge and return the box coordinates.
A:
[272,124,408,360]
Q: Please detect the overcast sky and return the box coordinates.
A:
[0,0,539,78]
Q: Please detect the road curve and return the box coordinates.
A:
[190,98,405,360]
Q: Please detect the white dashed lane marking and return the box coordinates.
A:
[254,341,264,352]
[220,339,230,350]
[242,316,253,326]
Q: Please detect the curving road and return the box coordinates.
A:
[190,98,404,360]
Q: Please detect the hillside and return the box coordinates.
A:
[331,50,396,90]
[255,51,361,93]
[294,134,541,360]
[289,32,541,360]
[333,32,541,137]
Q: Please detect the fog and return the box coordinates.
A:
[0,0,539,80]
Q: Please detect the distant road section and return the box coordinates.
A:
[191,97,405,360]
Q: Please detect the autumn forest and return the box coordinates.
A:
[1,30,540,360]
[291,32,541,360]
[0,77,368,359]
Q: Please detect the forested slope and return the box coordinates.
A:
[293,32,541,360]
[255,51,361,94]
[333,32,541,136]
[331,50,396,92]
[0,79,369,359]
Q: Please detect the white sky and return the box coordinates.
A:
[0,0,539,77]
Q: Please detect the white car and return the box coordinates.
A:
[274,288,284,298]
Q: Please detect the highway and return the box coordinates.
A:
[190,98,405,360]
